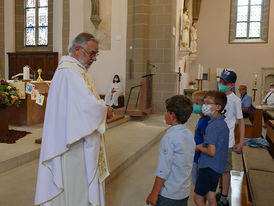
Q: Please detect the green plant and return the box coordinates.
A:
[0,79,21,107]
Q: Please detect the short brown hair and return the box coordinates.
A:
[165,95,193,124]
[204,91,227,113]
[192,90,208,102]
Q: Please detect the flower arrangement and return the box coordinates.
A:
[0,79,21,107]
[189,81,196,86]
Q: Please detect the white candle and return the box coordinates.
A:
[23,66,30,80]
[254,74,258,87]
[197,64,201,79]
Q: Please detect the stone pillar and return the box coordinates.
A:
[0,0,4,77]
[126,0,176,113]
[149,0,176,113]
[63,0,70,55]
[126,0,150,107]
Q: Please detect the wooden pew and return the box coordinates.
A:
[99,94,124,108]
[266,120,274,159]
[242,146,274,206]
[235,105,263,143]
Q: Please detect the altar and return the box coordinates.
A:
[8,81,50,126]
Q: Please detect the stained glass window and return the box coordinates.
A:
[26,0,35,8]
[236,0,262,39]
[25,0,48,46]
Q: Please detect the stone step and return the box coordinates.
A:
[0,116,131,174]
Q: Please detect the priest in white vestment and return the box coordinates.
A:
[35,33,113,206]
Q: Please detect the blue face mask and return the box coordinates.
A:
[218,82,230,92]
[193,104,202,114]
[230,86,236,94]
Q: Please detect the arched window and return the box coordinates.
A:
[229,0,270,43]
[25,0,48,46]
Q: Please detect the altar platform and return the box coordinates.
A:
[0,114,167,175]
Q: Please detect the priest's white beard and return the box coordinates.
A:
[79,55,93,69]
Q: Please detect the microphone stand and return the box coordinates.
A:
[29,67,37,81]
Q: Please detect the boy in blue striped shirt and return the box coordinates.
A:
[146,95,195,206]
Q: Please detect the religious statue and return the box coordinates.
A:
[182,8,190,48]
[190,22,198,54]
[90,0,101,29]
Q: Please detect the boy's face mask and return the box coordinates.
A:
[193,104,202,114]
[202,104,215,117]
[218,82,230,92]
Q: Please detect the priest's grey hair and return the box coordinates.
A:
[68,32,98,54]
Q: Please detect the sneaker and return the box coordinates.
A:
[217,200,230,206]
[216,192,222,201]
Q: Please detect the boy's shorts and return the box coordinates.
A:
[191,162,198,185]
[156,195,189,206]
[224,148,233,172]
[194,167,221,196]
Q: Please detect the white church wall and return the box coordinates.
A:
[53,0,63,60]
[86,0,127,95]
[191,0,274,104]
[69,0,127,95]
[4,0,15,79]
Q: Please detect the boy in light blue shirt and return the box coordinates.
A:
[146,95,195,206]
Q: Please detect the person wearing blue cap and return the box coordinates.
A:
[216,69,245,206]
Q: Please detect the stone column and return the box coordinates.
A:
[63,0,70,55]
[126,0,150,107]
[126,0,176,113]
[0,0,4,77]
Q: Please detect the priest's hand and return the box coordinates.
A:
[107,106,114,119]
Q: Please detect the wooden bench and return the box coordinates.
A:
[242,146,274,206]
[235,105,263,143]
[266,120,274,159]
[99,94,124,108]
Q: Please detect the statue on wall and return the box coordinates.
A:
[182,8,190,48]
[190,22,198,54]
[90,0,101,29]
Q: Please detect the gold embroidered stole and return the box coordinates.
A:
[58,61,110,183]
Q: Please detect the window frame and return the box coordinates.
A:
[229,0,270,44]
[15,0,52,52]
[25,0,49,47]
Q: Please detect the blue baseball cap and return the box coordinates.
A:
[218,69,237,83]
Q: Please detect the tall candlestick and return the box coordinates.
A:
[200,65,203,80]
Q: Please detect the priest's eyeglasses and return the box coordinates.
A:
[80,46,99,58]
